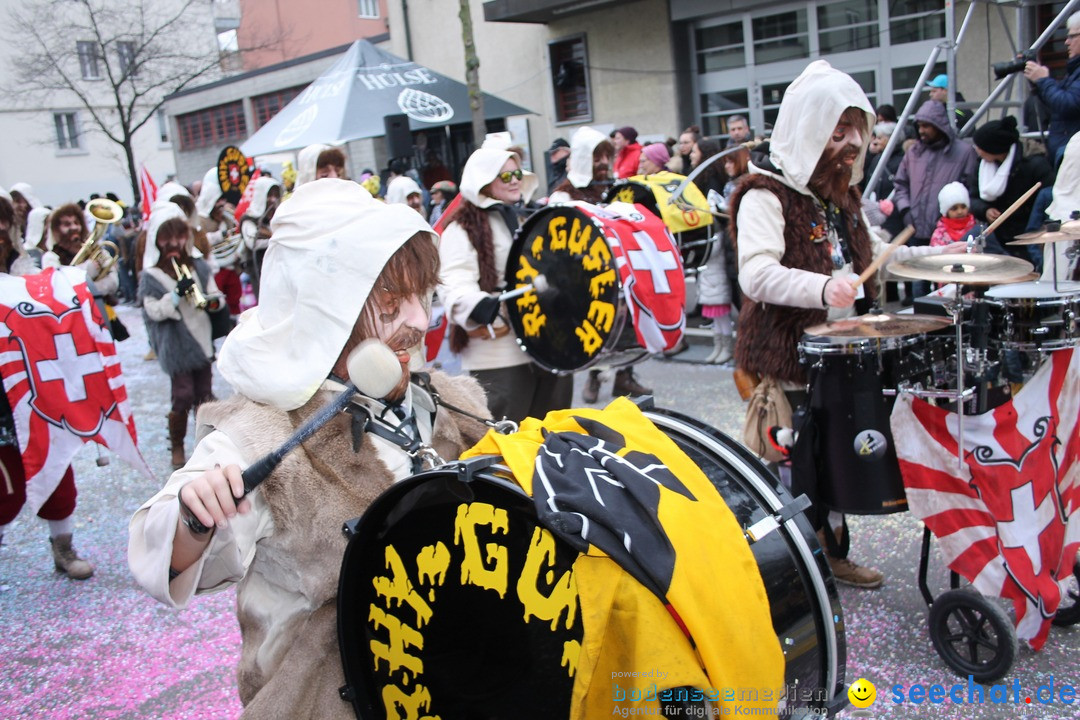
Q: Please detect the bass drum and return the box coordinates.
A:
[337,410,846,719]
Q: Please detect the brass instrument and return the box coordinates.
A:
[72,197,122,280]
[171,258,208,309]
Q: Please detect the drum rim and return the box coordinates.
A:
[642,407,846,706]
[799,333,925,354]
[984,280,1080,299]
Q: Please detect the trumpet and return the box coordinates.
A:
[72,197,122,281]
[171,258,208,309]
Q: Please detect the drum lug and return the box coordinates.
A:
[744,493,812,542]
[339,684,356,702]
[342,517,362,540]
[453,455,505,484]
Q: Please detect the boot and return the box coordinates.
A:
[50,534,94,580]
[612,367,652,398]
[168,411,187,469]
[817,528,883,589]
[582,370,601,404]
[715,334,734,365]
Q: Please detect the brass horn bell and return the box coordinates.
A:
[72,197,123,280]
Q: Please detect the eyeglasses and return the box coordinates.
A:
[496,169,524,183]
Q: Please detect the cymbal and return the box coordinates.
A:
[886,253,1035,284]
[804,313,952,339]
[1008,228,1080,245]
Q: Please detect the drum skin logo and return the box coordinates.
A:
[366,501,581,716]
[853,429,889,462]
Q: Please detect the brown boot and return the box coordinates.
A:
[817,528,884,589]
[612,367,652,398]
[168,411,187,469]
[50,534,94,580]
[582,370,601,404]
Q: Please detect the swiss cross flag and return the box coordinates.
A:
[0,267,152,515]
[891,349,1080,650]
[232,166,261,223]
[596,202,686,353]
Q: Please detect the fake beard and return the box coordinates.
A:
[809,145,859,203]
[382,324,425,404]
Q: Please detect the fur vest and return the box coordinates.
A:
[731,175,875,384]
[195,371,490,719]
[139,259,213,375]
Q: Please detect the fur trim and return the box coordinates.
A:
[138,263,214,376]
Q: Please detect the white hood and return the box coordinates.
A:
[143,201,191,269]
[762,60,875,194]
[567,126,609,188]
[194,167,222,219]
[9,182,42,210]
[386,175,422,205]
[24,207,51,251]
[244,176,282,219]
[459,148,539,209]
[216,179,438,411]
[296,143,331,187]
[1044,133,1080,283]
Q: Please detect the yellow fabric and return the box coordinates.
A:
[619,170,713,234]
[464,398,784,716]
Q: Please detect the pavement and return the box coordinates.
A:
[0,305,1076,719]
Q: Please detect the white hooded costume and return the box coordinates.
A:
[1042,133,1080,283]
[548,126,609,203]
[295,143,331,187]
[239,176,283,253]
[194,167,235,244]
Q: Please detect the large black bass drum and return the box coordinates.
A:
[337,410,846,719]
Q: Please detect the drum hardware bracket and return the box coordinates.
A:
[744,494,812,543]
[883,385,976,401]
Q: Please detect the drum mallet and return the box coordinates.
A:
[851,225,914,289]
[968,181,1042,253]
[179,340,403,535]
[497,274,550,302]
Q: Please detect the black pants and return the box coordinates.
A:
[470,363,572,424]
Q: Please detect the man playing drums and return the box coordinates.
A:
[731,61,968,588]
[129,179,490,718]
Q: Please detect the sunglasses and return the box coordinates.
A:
[496,169,524,183]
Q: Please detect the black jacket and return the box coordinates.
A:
[968,143,1056,248]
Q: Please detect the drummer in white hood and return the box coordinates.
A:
[731,61,968,589]
[129,179,490,717]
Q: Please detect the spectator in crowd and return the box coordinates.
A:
[1024,12,1080,164]
[727,115,752,145]
[875,104,899,124]
[428,180,457,227]
[861,122,902,199]
[637,142,670,176]
[545,138,571,195]
[668,125,700,175]
[691,138,735,364]
[925,74,973,129]
[612,126,643,179]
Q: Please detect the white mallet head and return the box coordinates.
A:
[347,339,403,399]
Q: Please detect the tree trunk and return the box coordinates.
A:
[458,0,486,150]
[123,137,141,211]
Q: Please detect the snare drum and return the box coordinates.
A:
[504,202,686,373]
[984,281,1080,351]
[338,411,846,718]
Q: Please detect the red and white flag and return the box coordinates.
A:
[139,165,158,222]
[598,202,686,354]
[891,349,1080,650]
[233,166,261,223]
[0,267,152,514]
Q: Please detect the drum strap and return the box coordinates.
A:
[345,403,435,474]
[411,371,518,433]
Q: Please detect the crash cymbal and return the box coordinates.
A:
[804,313,952,339]
[886,253,1035,284]
[1008,228,1080,245]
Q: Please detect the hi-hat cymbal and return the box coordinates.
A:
[1008,227,1080,245]
[887,253,1035,284]
[804,313,952,339]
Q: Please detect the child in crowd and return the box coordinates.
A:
[930,182,979,247]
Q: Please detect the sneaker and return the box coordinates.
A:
[827,555,884,589]
[699,320,715,331]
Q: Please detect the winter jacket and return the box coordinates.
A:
[614,142,642,179]
[893,101,979,241]
[968,143,1056,245]
[1032,55,1080,161]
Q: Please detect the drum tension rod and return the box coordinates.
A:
[744,494,812,543]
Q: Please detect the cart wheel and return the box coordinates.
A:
[1052,556,1080,627]
[928,589,1017,683]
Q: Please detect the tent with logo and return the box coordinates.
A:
[240,40,533,157]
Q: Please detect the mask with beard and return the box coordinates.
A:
[809,142,860,204]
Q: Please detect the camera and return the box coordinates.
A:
[993,49,1037,80]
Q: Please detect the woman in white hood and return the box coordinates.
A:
[437,147,571,422]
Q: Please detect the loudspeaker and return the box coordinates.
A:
[384,114,412,159]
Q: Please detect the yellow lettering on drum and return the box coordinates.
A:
[372,545,433,628]
[562,639,582,678]
[530,234,545,260]
[549,216,568,251]
[369,605,425,680]
[588,269,617,300]
[517,526,579,631]
[582,237,612,272]
[381,684,440,720]
[515,255,539,284]
[416,542,451,602]
[521,304,547,337]
[575,321,604,356]
[587,300,615,334]
[568,220,592,255]
[454,503,509,597]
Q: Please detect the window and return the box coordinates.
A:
[251,85,306,128]
[117,40,137,76]
[889,0,945,44]
[76,41,100,80]
[891,61,945,107]
[752,10,809,65]
[357,0,379,18]
[695,21,744,73]
[156,109,170,144]
[176,101,247,150]
[54,112,81,150]
[818,0,879,54]
[549,35,591,123]
[699,89,749,137]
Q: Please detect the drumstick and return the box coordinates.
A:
[851,226,914,289]
[983,181,1042,238]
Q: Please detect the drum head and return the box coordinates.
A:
[984,280,1080,299]
[338,468,582,719]
[505,205,626,372]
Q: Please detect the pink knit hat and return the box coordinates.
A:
[642,143,670,168]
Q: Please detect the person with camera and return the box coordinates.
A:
[1024,12,1080,164]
